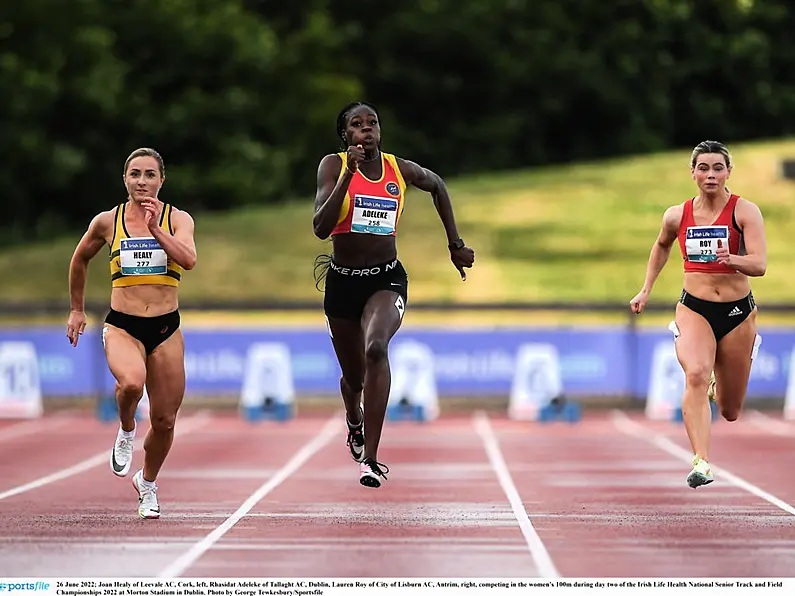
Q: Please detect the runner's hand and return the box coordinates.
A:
[629,289,650,314]
[66,310,87,347]
[346,145,365,173]
[716,239,732,267]
[450,245,475,281]
[141,197,162,231]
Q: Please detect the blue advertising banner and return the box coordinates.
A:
[0,325,792,400]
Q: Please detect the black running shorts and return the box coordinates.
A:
[679,290,755,341]
[104,308,181,354]
[323,258,408,321]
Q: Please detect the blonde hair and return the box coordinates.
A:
[124,147,165,177]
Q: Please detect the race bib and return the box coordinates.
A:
[120,237,167,275]
[685,226,729,263]
[351,195,398,235]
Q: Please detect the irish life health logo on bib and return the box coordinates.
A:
[685,225,729,263]
[351,195,398,235]
[120,237,168,275]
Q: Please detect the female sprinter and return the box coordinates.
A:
[66,148,197,517]
[629,140,766,489]
[313,101,475,488]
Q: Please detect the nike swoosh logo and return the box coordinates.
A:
[112,450,125,472]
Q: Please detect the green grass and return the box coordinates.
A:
[4,138,795,310]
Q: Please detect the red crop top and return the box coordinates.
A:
[330,152,407,237]
[677,194,744,274]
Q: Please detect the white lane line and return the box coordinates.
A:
[748,410,795,437]
[0,411,212,501]
[157,414,341,578]
[611,410,795,516]
[472,411,560,579]
[0,418,71,443]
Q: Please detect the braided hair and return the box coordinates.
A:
[336,101,379,149]
[314,102,381,291]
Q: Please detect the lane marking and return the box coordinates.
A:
[158,414,341,578]
[611,410,795,516]
[0,411,212,501]
[473,410,560,578]
[748,410,795,437]
[0,418,70,443]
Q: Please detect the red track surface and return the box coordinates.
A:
[0,409,793,578]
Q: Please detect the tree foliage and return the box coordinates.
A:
[1,0,793,243]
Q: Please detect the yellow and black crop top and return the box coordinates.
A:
[109,202,182,288]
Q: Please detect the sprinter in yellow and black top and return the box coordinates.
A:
[66,147,197,520]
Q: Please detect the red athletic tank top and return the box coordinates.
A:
[677,194,744,274]
[330,152,406,237]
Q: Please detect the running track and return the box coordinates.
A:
[0,409,793,578]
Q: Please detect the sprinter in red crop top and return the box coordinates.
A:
[629,140,767,490]
[312,101,475,489]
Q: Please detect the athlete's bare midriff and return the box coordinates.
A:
[331,233,397,268]
[110,285,179,317]
[683,271,751,302]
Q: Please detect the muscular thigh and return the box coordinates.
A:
[674,302,716,377]
[327,317,365,383]
[714,309,757,405]
[103,324,147,386]
[362,290,405,341]
[145,329,186,414]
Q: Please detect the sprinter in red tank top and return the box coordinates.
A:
[629,140,767,490]
[312,102,475,488]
